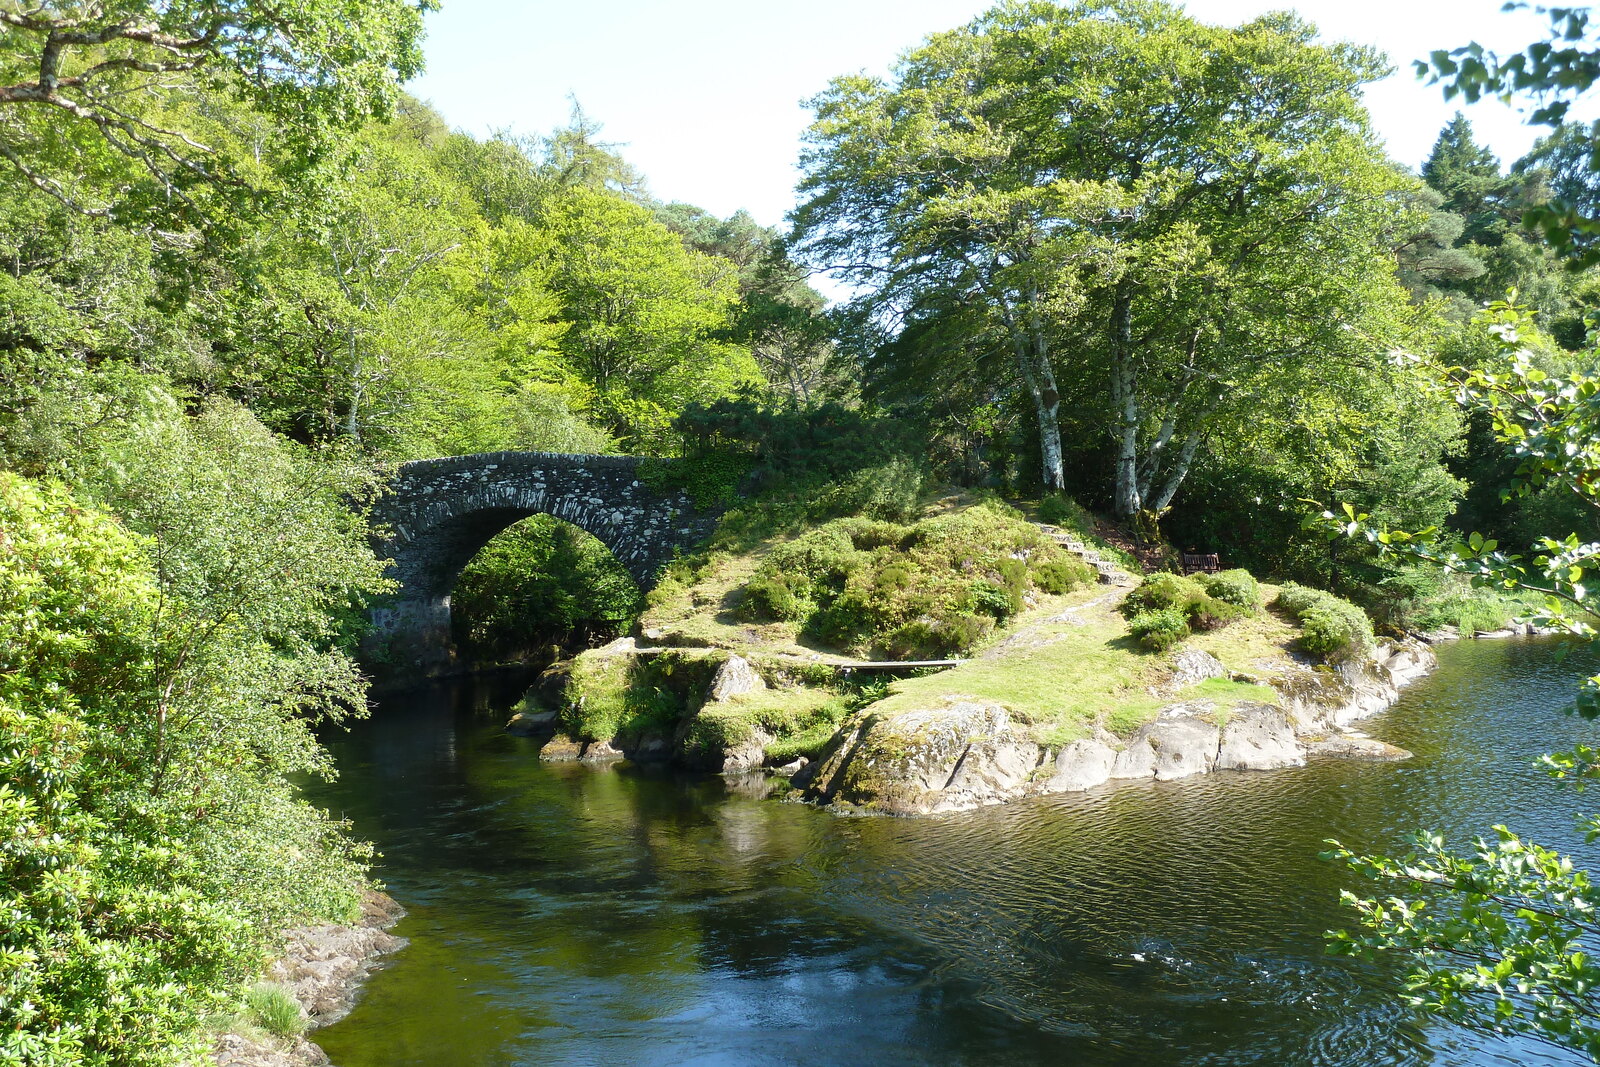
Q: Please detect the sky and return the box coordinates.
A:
[408,0,1580,229]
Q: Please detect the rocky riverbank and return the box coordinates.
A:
[796,637,1434,815]
[212,890,407,1067]
[509,554,1442,817]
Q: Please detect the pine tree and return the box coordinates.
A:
[1422,113,1517,246]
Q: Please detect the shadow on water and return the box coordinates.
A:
[306,639,1600,1067]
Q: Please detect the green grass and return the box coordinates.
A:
[605,499,1328,765]
[1184,676,1279,705]
[849,579,1297,746]
[1412,583,1543,634]
[244,983,305,1038]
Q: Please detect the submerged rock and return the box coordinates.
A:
[1305,735,1412,761]
[506,707,556,736]
[539,733,585,761]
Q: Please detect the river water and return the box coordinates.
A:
[309,638,1599,1066]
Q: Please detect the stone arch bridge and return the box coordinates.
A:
[367,451,718,680]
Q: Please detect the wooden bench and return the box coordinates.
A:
[1181,552,1221,575]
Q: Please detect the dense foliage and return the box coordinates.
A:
[451,516,643,664]
[0,438,383,1065]
[792,0,1438,527]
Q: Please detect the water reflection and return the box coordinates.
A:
[310,640,1598,1066]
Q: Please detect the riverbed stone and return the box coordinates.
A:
[1306,735,1413,761]
[506,708,556,736]
[539,733,584,761]
[1214,703,1304,771]
[580,739,625,762]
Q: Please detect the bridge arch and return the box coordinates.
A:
[367,451,716,680]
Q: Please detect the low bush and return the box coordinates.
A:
[1120,569,1258,647]
[1037,492,1095,531]
[1187,596,1248,632]
[1034,556,1095,594]
[741,574,813,621]
[1125,572,1253,625]
[1129,608,1190,651]
[1275,582,1375,663]
[1122,573,1209,617]
[1199,569,1261,610]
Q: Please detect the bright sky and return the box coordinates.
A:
[409,1,1578,229]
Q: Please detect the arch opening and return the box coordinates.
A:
[450,514,643,669]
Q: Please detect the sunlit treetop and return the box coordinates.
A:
[0,0,434,220]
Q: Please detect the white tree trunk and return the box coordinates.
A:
[1109,287,1141,520]
[1005,296,1065,491]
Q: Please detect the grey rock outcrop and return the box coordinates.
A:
[1112,714,1221,781]
[1170,649,1228,688]
[802,636,1435,816]
[1045,738,1118,792]
[707,654,766,702]
[212,891,406,1067]
[1215,703,1305,771]
[806,701,1045,815]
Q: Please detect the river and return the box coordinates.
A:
[307,637,1599,1066]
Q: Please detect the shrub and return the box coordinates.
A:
[0,454,378,1067]
[971,580,1017,620]
[1121,573,1208,618]
[886,613,994,658]
[1032,556,1094,594]
[1188,595,1248,632]
[1275,582,1375,663]
[737,501,1070,658]
[1199,568,1261,610]
[1129,608,1190,651]
[1037,492,1095,530]
[740,574,812,622]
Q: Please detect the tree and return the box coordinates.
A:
[1424,114,1517,239]
[537,185,759,449]
[1517,119,1600,260]
[0,393,390,1065]
[791,0,1420,518]
[0,0,431,220]
[657,203,841,404]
